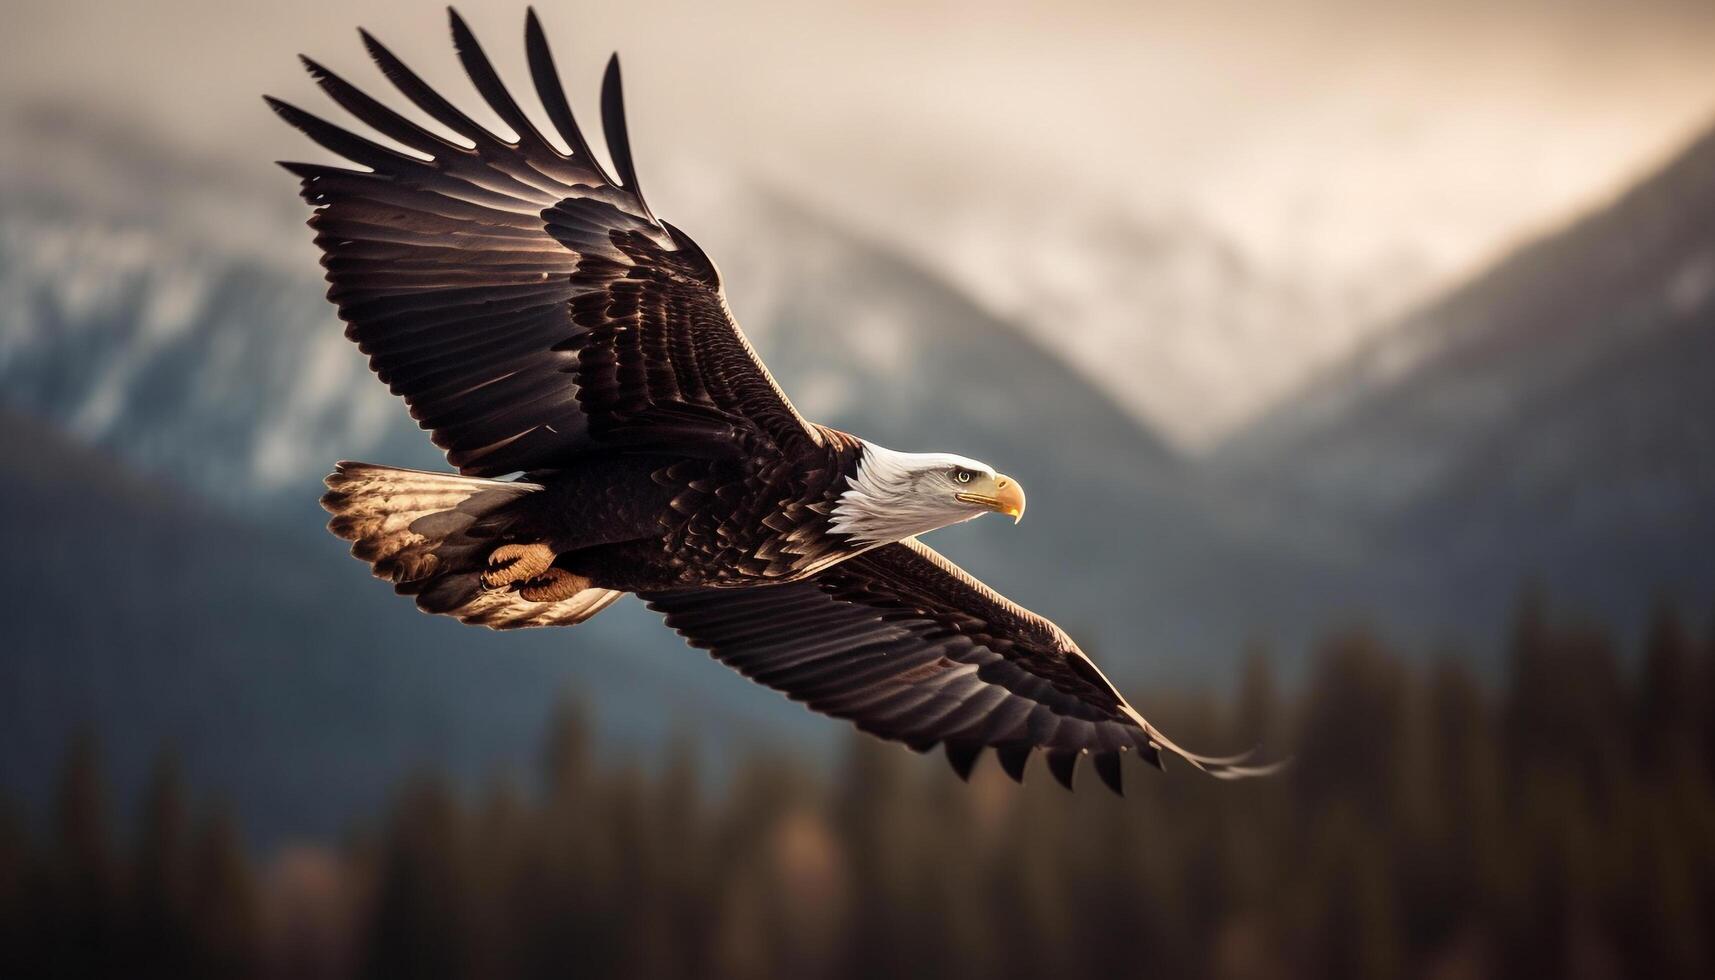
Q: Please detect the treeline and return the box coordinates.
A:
[3,594,1713,979]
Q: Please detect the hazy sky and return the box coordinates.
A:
[7,0,1714,443]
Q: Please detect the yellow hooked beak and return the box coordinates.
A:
[956,473,1027,524]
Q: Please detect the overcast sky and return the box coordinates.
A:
[7,0,1714,442]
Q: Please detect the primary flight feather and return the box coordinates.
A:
[270,8,1273,794]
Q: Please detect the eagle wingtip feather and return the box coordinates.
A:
[1046,750,1078,791]
[602,52,622,88]
[358,27,399,75]
[944,741,982,782]
[1092,751,1124,796]
[995,744,1030,784]
[447,7,477,54]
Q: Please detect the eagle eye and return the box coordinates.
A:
[953,468,973,484]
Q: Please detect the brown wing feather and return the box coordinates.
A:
[645,539,1277,794]
[270,9,818,476]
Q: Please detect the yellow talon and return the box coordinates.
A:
[481,542,556,589]
[519,568,592,603]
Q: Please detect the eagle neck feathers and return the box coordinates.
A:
[827,441,958,546]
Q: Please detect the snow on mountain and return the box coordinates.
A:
[1211,120,1715,633]
[765,165,1435,450]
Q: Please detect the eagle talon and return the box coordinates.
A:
[481,542,556,590]
[519,568,592,603]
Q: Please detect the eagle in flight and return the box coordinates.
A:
[270,8,1272,794]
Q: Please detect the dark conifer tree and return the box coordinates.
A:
[1638,602,1698,768]
[362,779,471,980]
[187,806,261,979]
[52,730,122,977]
[133,748,193,978]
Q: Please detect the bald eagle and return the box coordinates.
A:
[270,9,1272,793]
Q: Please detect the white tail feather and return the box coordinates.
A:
[321,461,624,629]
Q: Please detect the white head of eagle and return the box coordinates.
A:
[828,443,1027,545]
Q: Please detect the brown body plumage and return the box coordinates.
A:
[491,429,868,595]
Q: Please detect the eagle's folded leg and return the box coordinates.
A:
[518,568,594,603]
[481,542,556,589]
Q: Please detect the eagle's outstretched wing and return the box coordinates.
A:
[269,9,819,477]
[645,539,1278,794]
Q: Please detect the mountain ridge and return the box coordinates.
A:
[1206,117,1715,637]
[1213,119,1715,493]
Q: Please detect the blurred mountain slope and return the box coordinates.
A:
[1215,120,1715,630]
[0,403,843,845]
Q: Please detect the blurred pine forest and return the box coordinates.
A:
[4,594,1713,980]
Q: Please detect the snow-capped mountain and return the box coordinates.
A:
[946,208,1424,450]
[1213,121,1715,632]
[781,175,1433,451]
